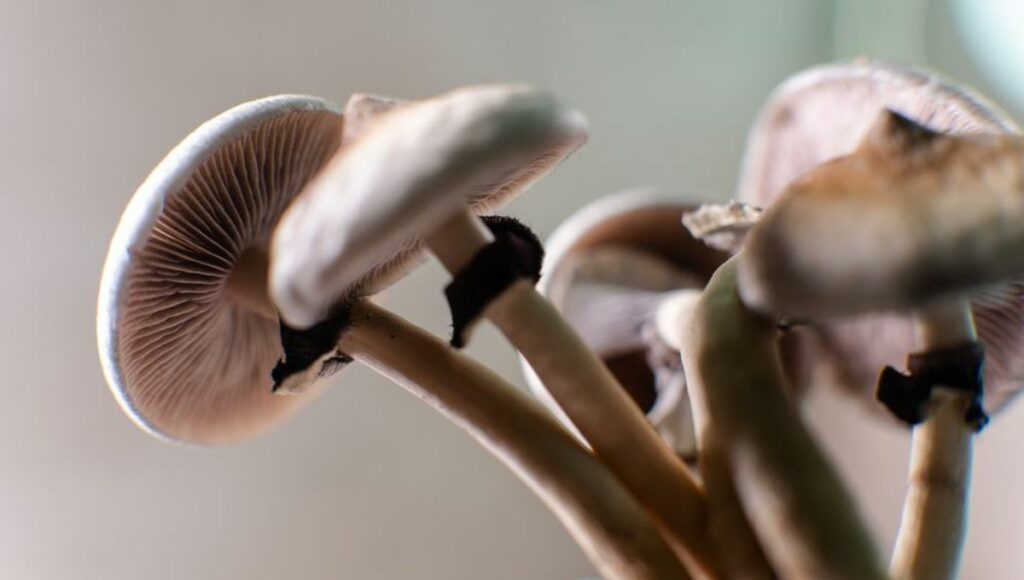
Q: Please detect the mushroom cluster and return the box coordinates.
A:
[98,60,1024,578]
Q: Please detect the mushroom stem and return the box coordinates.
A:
[681,257,884,580]
[225,248,277,320]
[428,208,495,271]
[654,284,777,578]
[339,300,690,580]
[425,208,717,575]
[889,299,977,580]
[696,434,778,579]
[660,297,775,578]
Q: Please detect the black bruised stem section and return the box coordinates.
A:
[445,216,544,348]
[271,307,354,390]
[877,342,989,431]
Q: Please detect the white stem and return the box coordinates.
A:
[340,300,690,580]
[425,208,718,576]
[890,299,977,580]
[682,257,885,580]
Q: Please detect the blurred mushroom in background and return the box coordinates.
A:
[736,59,1024,418]
[740,106,1024,580]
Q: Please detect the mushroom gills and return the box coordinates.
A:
[109,103,343,443]
[558,247,704,457]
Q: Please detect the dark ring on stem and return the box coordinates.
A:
[271,305,354,391]
[876,342,989,431]
[445,216,544,348]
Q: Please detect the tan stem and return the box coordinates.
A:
[340,300,690,580]
[683,257,884,580]
[226,247,277,320]
[696,432,777,579]
[426,209,717,576]
[889,299,977,580]
[687,364,776,578]
[658,285,776,578]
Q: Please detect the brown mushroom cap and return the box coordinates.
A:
[98,95,343,444]
[740,107,1024,414]
[735,61,1024,416]
[741,111,1024,318]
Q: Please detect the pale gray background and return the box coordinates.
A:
[2,1,1023,578]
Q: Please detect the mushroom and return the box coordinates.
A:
[271,86,718,573]
[97,94,345,444]
[736,59,1024,420]
[678,256,885,579]
[97,93,690,579]
[738,109,1024,579]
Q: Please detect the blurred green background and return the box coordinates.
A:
[1,0,1021,578]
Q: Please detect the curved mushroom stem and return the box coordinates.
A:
[890,299,977,580]
[656,291,776,579]
[425,209,717,575]
[680,257,884,580]
[338,300,690,580]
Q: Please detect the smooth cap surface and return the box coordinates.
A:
[272,84,588,328]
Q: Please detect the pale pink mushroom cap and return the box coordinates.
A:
[98,95,344,444]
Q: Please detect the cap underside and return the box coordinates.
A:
[100,100,343,443]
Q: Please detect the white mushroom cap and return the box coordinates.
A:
[738,59,1020,208]
[98,95,343,444]
[271,84,588,329]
